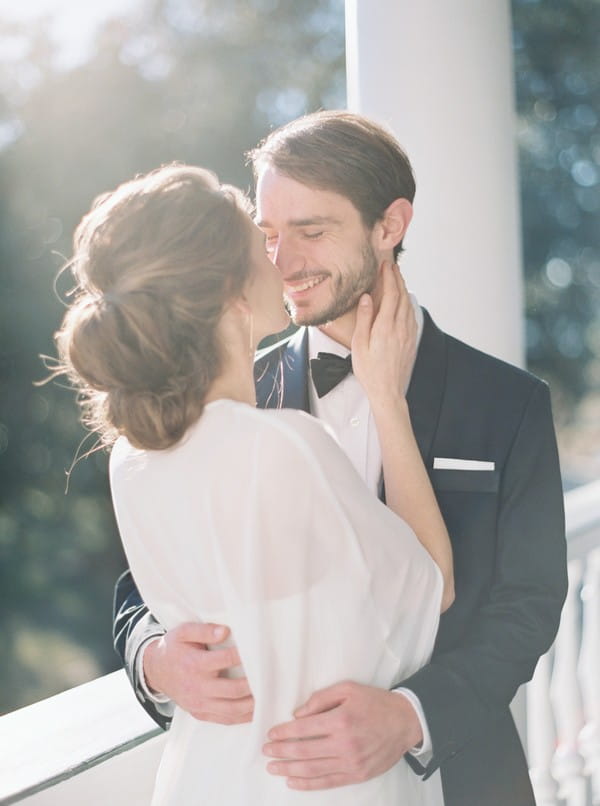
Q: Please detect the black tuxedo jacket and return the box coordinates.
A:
[113,309,567,806]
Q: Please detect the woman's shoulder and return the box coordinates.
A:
[205,399,331,439]
[109,401,338,481]
[109,434,137,467]
[207,401,340,468]
[109,434,148,485]
[266,407,336,438]
[254,406,339,457]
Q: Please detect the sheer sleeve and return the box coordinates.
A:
[206,409,443,731]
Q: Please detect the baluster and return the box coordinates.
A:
[528,650,560,805]
[551,558,588,806]
[578,548,600,805]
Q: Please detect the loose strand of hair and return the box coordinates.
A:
[63,430,105,494]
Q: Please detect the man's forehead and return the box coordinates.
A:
[255,170,355,227]
[256,168,318,201]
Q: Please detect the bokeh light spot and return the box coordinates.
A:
[545,258,573,289]
[571,160,598,187]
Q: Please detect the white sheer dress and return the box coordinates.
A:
[110,399,443,805]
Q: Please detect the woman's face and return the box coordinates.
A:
[244,222,290,342]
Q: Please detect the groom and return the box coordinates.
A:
[113,111,567,806]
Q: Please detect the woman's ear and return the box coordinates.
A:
[373,198,413,252]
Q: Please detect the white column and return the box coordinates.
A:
[345,0,524,365]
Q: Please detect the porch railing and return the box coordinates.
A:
[1,480,599,805]
[527,479,600,806]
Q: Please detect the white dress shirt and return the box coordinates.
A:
[308,296,424,494]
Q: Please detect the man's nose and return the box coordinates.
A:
[273,237,306,275]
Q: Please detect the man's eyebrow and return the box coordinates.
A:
[290,216,341,227]
[255,216,341,228]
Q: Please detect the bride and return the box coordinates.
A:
[55,163,453,804]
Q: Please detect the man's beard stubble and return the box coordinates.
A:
[287,241,379,328]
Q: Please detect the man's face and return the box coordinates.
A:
[255,168,379,327]
[243,221,290,340]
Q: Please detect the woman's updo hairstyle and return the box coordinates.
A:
[56,164,253,450]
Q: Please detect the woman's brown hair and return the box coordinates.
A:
[54,164,253,451]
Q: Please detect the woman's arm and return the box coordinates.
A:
[352,263,454,611]
[374,398,454,612]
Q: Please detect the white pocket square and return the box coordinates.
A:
[433,457,495,471]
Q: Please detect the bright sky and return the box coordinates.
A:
[0,0,144,68]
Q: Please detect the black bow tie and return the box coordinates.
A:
[310,352,353,398]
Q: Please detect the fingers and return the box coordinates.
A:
[267,710,337,742]
[351,294,373,353]
[176,643,244,677]
[264,737,334,761]
[267,757,343,779]
[195,712,253,726]
[294,684,348,718]
[288,773,357,791]
[179,677,254,723]
[191,694,255,724]
[393,269,411,319]
[201,676,252,700]
[173,621,229,645]
[376,260,401,324]
[397,274,417,351]
[198,645,244,674]
[381,262,416,353]
[146,621,254,724]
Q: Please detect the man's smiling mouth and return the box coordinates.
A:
[285,276,328,294]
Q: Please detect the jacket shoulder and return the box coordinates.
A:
[445,332,547,399]
[255,330,297,368]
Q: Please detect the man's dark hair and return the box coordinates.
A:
[248,110,416,259]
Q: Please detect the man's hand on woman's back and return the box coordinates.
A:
[143,622,254,724]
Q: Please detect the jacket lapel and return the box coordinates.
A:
[406,308,448,466]
[281,327,310,412]
[255,327,310,412]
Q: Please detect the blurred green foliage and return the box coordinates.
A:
[514,0,600,484]
[0,0,345,713]
[0,0,598,713]
[514,0,600,409]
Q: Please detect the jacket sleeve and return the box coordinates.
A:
[401,381,568,776]
[113,569,172,730]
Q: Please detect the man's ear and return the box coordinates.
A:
[373,198,413,252]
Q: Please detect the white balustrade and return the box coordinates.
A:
[528,651,560,806]
[550,560,587,806]
[578,549,600,804]
[527,480,600,806]
[0,481,598,805]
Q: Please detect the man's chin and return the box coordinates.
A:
[291,300,356,328]
[286,294,331,328]
[291,309,329,328]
